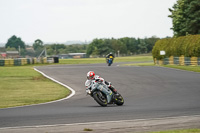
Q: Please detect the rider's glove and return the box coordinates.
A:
[86,90,91,95]
[108,82,112,87]
[95,78,103,83]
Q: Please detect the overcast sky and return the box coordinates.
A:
[0,0,177,44]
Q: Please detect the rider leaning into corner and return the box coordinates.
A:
[85,71,119,96]
[106,52,115,63]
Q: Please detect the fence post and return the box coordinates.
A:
[159,60,163,65]
[169,56,174,65]
[179,55,185,66]
[154,58,157,65]
[191,57,198,66]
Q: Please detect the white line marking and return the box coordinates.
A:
[33,67,75,100]
[0,68,75,110]
[1,115,200,129]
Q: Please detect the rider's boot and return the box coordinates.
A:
[105,81,119,95]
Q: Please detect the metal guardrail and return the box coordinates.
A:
[155,56,200,66]
[0,58,50,66]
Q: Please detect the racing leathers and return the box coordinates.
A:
[85,75,118,95]
[106,53,114,63]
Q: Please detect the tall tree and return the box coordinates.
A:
[5,35,25,50]
[33,39,44,50]
[144,36,160,53]
[111,39,127,55]
[119,37,138,54]
[87,39,113,57]
[169,0,200,36]
[137,39,147,53]
[185,0,200,35]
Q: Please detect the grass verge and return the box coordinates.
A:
[164,65,200,73]
[0,66,70,108]
[121,62,200,73]
[150,129,200,133]
[59,55,153,64]
[121,62,155,66]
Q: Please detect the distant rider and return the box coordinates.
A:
[106,52,115,63]
[85,71,118,95]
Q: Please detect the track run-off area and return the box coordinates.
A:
[0,63,200,132]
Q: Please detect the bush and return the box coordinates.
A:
[152,35,200,59]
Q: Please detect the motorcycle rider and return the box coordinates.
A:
[85,71,118,95]
[106,52,115,63]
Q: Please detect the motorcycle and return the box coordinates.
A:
[107,58,113,66]
[85,80,124,107]
[106,57,113,66]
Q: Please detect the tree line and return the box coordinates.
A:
[87,37,160,57]
[4,35,160,57]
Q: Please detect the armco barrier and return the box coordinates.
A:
[14,59,21,66]
[4,59,14,66]
[0,60,5,66]
[0,57,53,66]
[155,55,200,66]
[21,58,27,65]
[179,55,184,66]
[184,57,191,66]
[198,58,200,65]
[169,56,174,65]
[191,57,198,66]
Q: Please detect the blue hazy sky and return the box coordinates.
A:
[0,0,177,43]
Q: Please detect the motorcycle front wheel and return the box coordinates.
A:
[114,94,124,106]
[93,91,107,107]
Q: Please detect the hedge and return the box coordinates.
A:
[152,35,200,59]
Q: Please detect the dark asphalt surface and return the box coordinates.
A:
[0,63,200,128]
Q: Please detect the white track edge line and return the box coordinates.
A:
[0,68,75,110]
[33,67,76,101]
[1,115,200,130]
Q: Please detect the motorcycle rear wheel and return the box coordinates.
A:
[93,91,107,107]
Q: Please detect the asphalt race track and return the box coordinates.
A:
[0,63,200,128]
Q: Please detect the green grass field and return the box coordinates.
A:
[120,59,200,73]
[164,65,200,72]
[0,66,70,108]
[59,55,154,64]
[149,129,200,133]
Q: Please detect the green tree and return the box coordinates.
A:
[5,35,25,50]
[169,0,200,36]
[119,37,138,55]
[6,46,17,51]
[46,47,54,55]
[33,39,44,50]
[138,39,147,54]
[111,39,127,55]
[184,0,200,35]
[87,39,113,57]
[144,36,160,53]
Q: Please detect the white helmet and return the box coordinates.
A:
[87,71,95,80]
